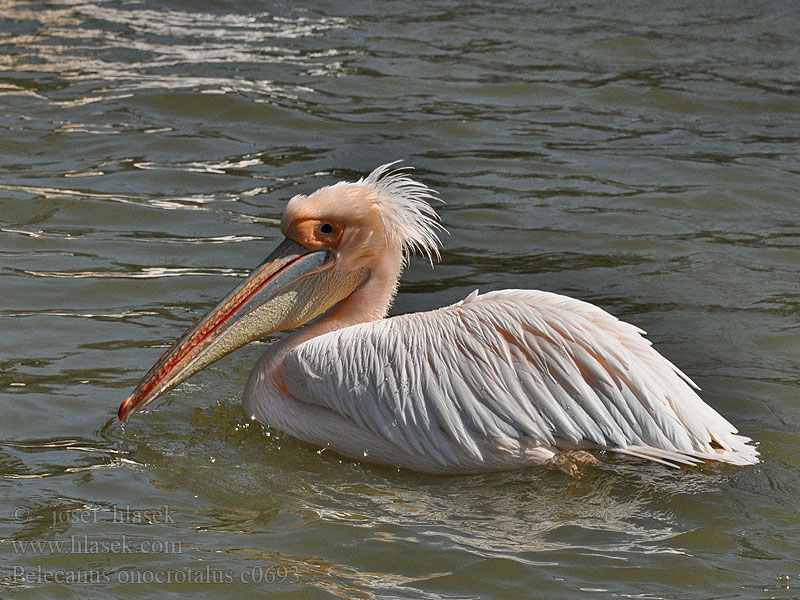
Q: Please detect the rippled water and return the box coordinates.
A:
[2,1,799,598]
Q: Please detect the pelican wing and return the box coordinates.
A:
[282,290,758,469]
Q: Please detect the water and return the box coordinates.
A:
[1,1,799,598]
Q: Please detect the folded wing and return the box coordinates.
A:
[282,289,758,470]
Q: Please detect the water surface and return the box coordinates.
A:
[1,1,799,598]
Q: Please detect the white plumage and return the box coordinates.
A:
[259,289,757,472]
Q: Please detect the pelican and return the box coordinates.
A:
[119,163,758,473]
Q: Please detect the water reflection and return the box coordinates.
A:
[94,398,721,598]
[126,400,730,558]
[1,0,352,100]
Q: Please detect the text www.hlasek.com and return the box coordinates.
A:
[11,565,300,585]
[12,535,181,555]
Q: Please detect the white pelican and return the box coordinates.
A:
[119,163,758,473]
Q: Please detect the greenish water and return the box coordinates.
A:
[2,1,799,598]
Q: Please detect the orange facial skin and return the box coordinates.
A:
[285,219,345,252]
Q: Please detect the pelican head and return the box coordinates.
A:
[119,163,442,421]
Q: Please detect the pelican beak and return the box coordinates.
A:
[118,237,366,421]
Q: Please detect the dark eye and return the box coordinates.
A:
[319,223,334,235]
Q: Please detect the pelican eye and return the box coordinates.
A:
[319,223,334,236]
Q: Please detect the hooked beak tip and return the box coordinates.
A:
[118,395,136,422]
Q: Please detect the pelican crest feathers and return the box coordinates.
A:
[360,161,445,266]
